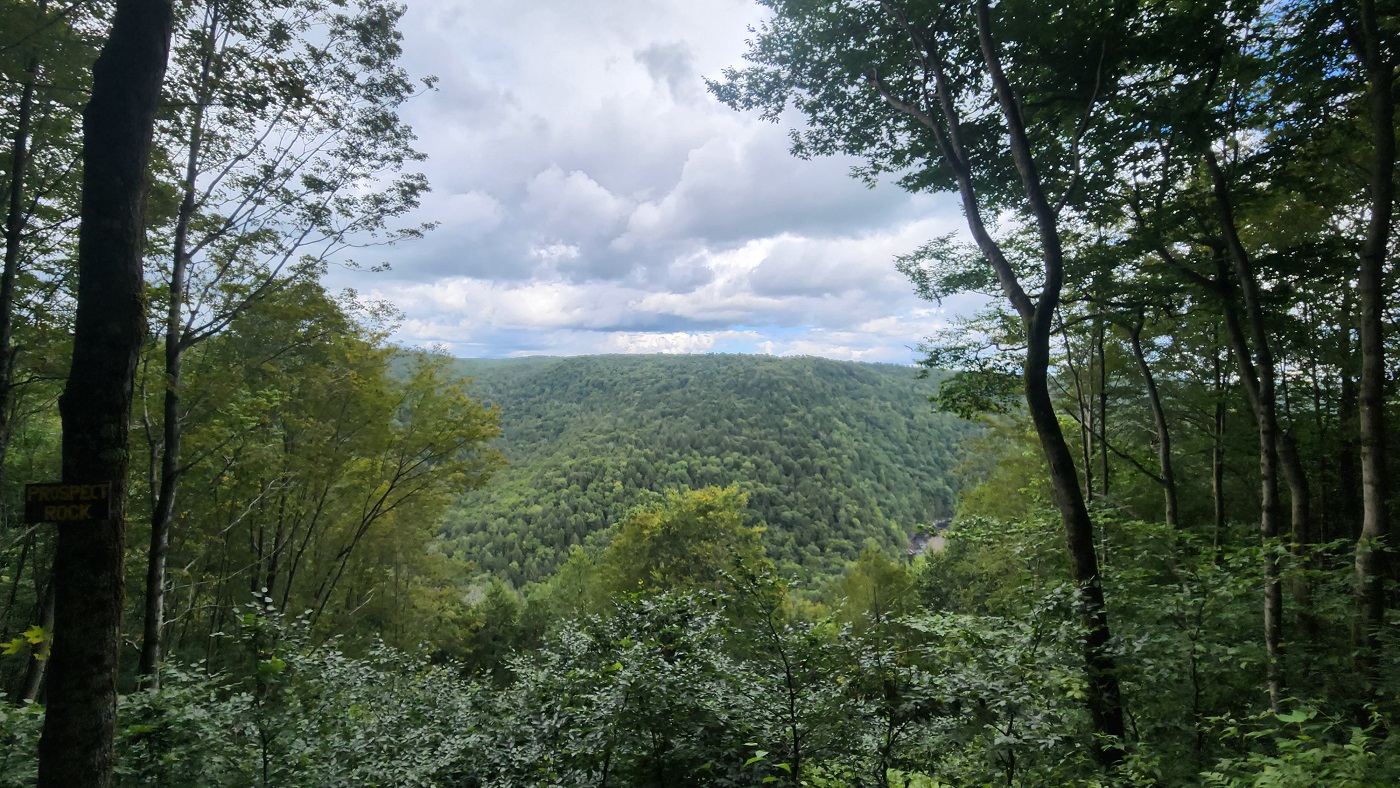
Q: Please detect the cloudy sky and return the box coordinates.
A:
[338,0,980,363]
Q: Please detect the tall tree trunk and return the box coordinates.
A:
[1127,315,1178,528]
[0,45,39,484]
[1213,341,1227,558]
[4,535,38,697]
[1083,324,1096,503]
[0,528,34,628]
[1340,372,1361,542]
[1207,151,1286,709]
[1305,314,1329,536]
[1217,275,1285,710]
[1096,315,1109,498]
[975,0,1125,762]
[1271,366,1315,562]
[1277,431,1317,644]
[1061,318,1095,501]
[870,0,1127,763]
[1345,0,1394,694]
[1024,331,1125,759]
[36,0,174,784]
[1276,433,1313,550]
[137,220,186,690]
[139,1,220,688]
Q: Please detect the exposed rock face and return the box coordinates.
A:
[907,518,951,558]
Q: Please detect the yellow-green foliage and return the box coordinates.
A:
[599,485,773,596]
[833,547,914,632]
[953,417,1052,521]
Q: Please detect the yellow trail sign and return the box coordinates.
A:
[24,482,114,524]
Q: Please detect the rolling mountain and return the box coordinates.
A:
[442,354,973,585]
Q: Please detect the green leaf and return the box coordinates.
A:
[1276,708,1316,724]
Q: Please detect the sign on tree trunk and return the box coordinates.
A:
[24,482,114,523]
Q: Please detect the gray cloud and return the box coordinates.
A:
[635,42,702,102]
[337,0,979,361]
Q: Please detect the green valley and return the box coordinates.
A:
[442,354,972,585]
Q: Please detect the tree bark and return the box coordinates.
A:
[871,0,1126,763]
[36,0,174,783]
[1340,372,1361,542]
[1277,431,1317,644]
[1127,315,1178,528]
[1096,315,1109,498]
[1207,152,1286,709]
[1060,317,1095,501]
[0,45,39,485]
[1304,312,1329,537]
[0,528,34,629]
[1213,341,1227,558]
[974,0,1125,763]
[1343,0,1394,695]
[1276,433,1312,551]
[1023,330,1125,761]
[139,0,220,688]
[13,581,54,704]
[1216,272,1285,711]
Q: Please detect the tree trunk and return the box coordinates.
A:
[871,0,1127,763]
[1096,315,1109,498]
[1345,0,1394,695]
[137,255,185,688]
[138,2,219,688]
[1061,318,1095,501]
[1276,433,1312,550]
[1271,364,1315,567]
[13,581,54,704]
[1127,315,1178,528]
[0,528,33,628]
[0,46,39,485]
[1208,151,1286,710]
[36,0,173,784]
[974,0,1125,761]
[1024,325,1125,762]
[1083,323,1095,503]
[1305,315,1329,536]
[1340,372,1361,542]
[1218,286,1285,710]
[1277,431,1317,644]
[1213,342,1227,558]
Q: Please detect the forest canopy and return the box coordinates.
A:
[442,354,971,585]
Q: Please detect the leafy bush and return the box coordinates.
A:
[1202,708,1400,787]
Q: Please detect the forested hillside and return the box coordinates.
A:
[442,354,971,584]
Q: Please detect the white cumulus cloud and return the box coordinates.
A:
[327,0,980,364]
